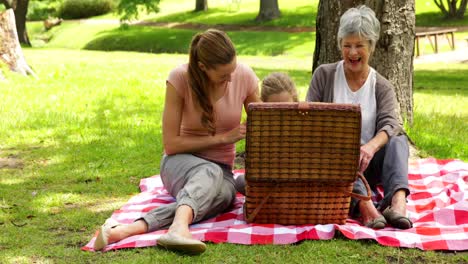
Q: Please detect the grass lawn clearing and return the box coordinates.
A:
[0,49,466,262]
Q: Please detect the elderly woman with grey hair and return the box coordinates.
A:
[306,5,412,229]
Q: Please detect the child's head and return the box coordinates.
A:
[261,72,298,102]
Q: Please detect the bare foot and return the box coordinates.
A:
[359,200,382,224]
[167,222,192,239]
[390,189,407,216]
[107,220,148,244]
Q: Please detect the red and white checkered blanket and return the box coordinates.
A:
[82,158,468,251]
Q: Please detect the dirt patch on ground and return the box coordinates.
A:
[0,155,23,169]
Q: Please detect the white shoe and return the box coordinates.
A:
[157,232,206,254]
[93,218,120,251]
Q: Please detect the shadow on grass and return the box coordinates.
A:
[84,26,315,56]
[148,6,316,28]
[414,68,468,92]
[416,12,468,27]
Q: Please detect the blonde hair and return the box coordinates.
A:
[188,29,236,135]
[261,72,298,102]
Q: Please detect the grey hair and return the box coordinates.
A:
[337,5,380,52]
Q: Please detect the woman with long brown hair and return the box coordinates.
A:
[93,29,260,254]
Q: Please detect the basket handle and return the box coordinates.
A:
[245,183,280,223]
[347,172,372,201]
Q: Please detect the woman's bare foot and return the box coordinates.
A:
[359,200,386,228]
[390,189,407,215]
[94,219,148,250]
[359,200,381,224]
[106,221,147,244]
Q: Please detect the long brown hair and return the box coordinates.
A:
[188,29,236,135]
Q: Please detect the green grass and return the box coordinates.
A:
[25,0,467,57]
[140,0,468,28]
[1,0,466,262]
[0,49,467,263]
[145,0,317,28]
[416,0,468,27]
[27,21,316,57]
[408,63,468,159]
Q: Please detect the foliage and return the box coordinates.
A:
[58,0,115,19]
[27,0,62,21]
[117,0,160,21]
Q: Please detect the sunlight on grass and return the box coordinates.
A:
[33,193,83,212]
[4,256,52,264]
[0,178,26,185]
[86,198,127,213]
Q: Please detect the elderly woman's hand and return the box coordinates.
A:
[359,143,378,172]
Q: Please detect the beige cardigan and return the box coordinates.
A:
[306,62,403,138]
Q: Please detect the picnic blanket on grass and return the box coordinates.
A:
[82,158,468,251]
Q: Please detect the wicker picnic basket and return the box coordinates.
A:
[244,102,371,225]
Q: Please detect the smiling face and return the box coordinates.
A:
[340,34,371,75]
[200,58,237,86]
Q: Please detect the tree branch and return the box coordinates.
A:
[433,0,448,15]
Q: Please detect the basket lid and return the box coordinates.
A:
[245,102,361,183]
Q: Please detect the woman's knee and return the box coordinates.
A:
[388,135,409,151]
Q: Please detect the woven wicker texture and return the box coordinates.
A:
[244,102,362,225]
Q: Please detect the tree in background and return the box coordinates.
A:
[433,0,467,19]
[117,0,160,21]
[195,0,207,12]
[0,0,31,46]
[256,0,280,22]
[313,0,415,124]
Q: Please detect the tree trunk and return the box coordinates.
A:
[455,0,467,19]
[255,0,281,22]
[0,9,37,78]
[434,0,467,19]
[1,0,31,46]
[313,0,415,124]
[13,0,30,46]
[195,0,208,12]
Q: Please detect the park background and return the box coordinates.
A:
[0,0,467,263]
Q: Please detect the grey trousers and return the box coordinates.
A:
[350,135,410,216]
[140,154,237,232]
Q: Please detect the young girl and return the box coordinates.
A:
[261,72,298,103]
[234,72,298,195]
[93,29,260,254]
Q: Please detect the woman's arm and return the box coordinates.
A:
[162,83,245,155]
[243,86,261,110]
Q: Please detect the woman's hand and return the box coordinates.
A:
[359,131,389,172]
[221,123,246,144]
[359,143,377,172]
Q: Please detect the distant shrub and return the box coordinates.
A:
[27,0,61,21]
[59,0,115,19]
